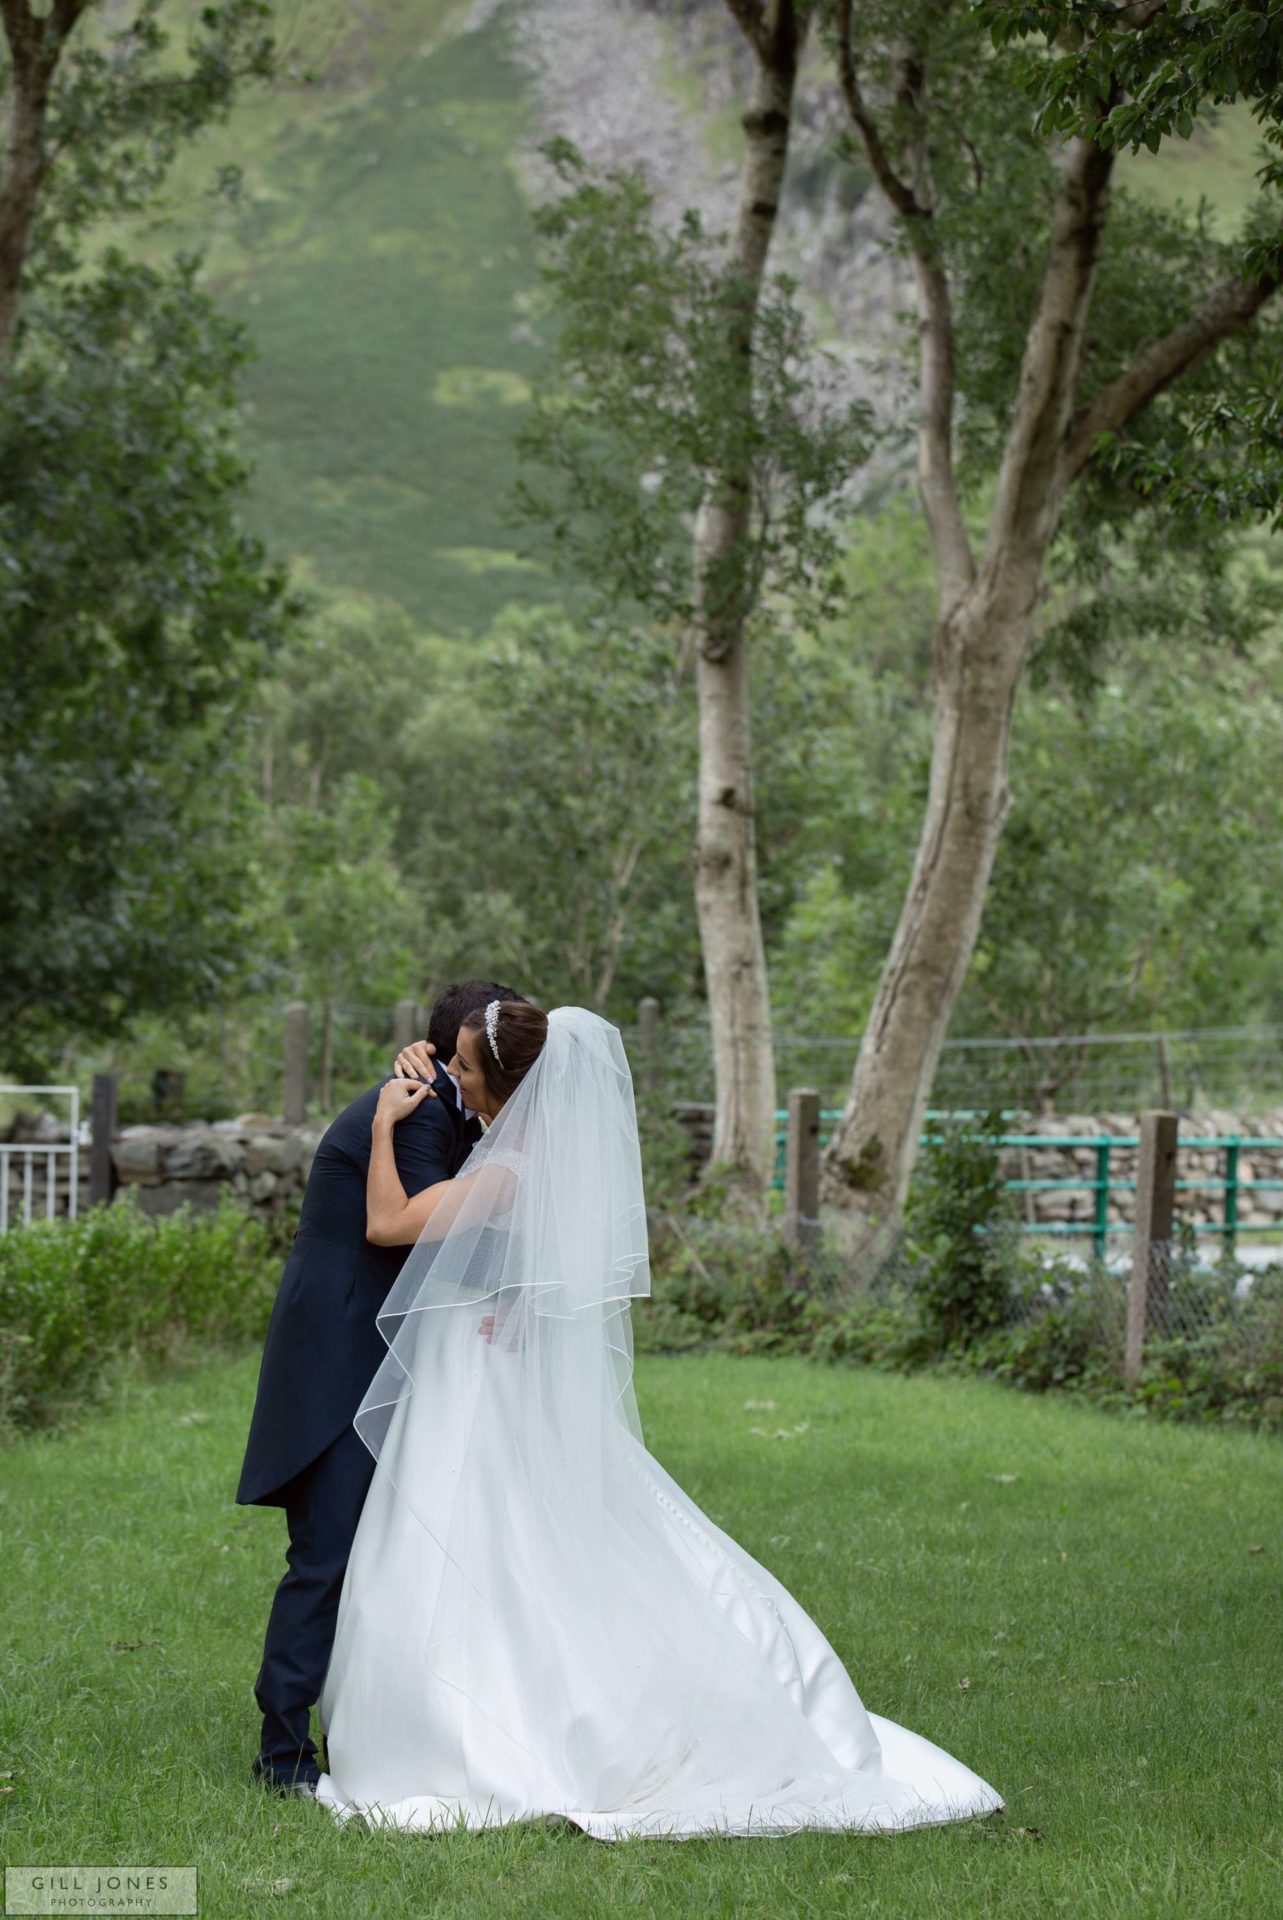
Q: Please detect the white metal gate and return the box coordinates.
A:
[0,1086,80,1231]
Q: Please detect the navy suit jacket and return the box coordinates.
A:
[235,1064,479,1507]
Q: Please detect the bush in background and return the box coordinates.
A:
[636,1183,1283,1434]
[903,1110,1021,1347]
[0,1195,279,1439]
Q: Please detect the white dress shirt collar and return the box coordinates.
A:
[442,1064,477,1126]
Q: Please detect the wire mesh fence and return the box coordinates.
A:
[644,1207,1283,1359]
[623,1020,1283,1117]
[44,1006,1283,1128]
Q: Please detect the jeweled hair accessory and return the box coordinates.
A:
[484,999,504,1068]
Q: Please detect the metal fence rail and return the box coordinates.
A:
[771,1114,1283,1256]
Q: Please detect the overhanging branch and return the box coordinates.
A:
[1063,270,1282,483]
[832,0,923,220]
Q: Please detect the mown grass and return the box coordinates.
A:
[1,1349,1279,1918]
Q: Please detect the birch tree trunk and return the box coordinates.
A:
[694,0,801,1199]
[820,585,1028,1212]
[824,5,1279,1218]
[694,582,776,1191]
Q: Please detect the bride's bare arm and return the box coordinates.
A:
[366,1080,516,1246]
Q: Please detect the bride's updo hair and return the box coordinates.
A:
[463,1000,548,1106]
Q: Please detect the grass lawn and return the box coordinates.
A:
[0,1350,1278,1919]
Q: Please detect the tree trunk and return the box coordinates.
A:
[0,0,86,371]
[820,75,1124,1219]
[694,600,776,1190]
[0,73,48,369]
[821,585,1028,1215]
[694,0,799,1199]
[825,13,1280,1224]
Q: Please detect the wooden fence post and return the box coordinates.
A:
[283,1002,309,1125]
[89,1072,118,1208]
[1125,1109,1179,1387]
[393,997,418,1056]
[1156,1033,1173,1109]
[784,1087,821,1263]
[637,996,661,1095]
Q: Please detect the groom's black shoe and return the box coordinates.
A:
[251,1754,321,1797]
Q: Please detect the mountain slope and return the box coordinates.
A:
[101,0,553,636]
[88,0,1270,640]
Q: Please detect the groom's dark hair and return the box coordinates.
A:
[427,980,527,1062]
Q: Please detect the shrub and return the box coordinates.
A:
[637,1201,1283,1434]
[0,1194,279,1438]
[640,1212,821,1354]
[904,1111,1019,1347]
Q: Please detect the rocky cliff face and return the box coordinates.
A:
[477,0,915,465]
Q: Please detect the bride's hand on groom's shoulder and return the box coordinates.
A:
[393,1039,437,1083]
[375,1076,435,1130]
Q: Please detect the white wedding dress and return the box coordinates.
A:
[314,1011,1003,1841]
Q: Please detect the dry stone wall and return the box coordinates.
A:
[7,1106,1283,1237]
[995,1112,1283,1236]
[109,1120,327,1220]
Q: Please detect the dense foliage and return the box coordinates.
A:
[0,0,294,1074]
[0,1194,278,1438]
[635,1209,1283,1436]
[0,253,295,1072]
[5,0,1283,1124]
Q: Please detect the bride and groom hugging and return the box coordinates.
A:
[235,976,1005,1838]
[235,977,524,1792]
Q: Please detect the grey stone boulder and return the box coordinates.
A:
[165,1131,241,1181]
[245,1134,290,1178]
[126,1179,227,1217]
[113,1129,166,1184]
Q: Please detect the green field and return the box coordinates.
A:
[1,1350,1278,1918]
[97,0,558,636]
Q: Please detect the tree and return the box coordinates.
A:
[270,776,422,1111]
[0,0,291,1072]
[764,592,1283,1102]
[398,603,699,1016]
[517,0,871,1201]
[817,0,1283,1217]
[0,251,294,1072]
[957,631,1283,1101]
[0,0,274,365]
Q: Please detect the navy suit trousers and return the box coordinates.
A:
[252,1419,377,1779]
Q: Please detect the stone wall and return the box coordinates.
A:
[1,1116,326,1224]
[109,1120,327,1220]
[7,1105,1283,1238]
[993,1111,1283,1235]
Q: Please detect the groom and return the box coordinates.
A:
[236,977,524,1795]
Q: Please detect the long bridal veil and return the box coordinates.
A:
[352,1003,651,1509]
[320,1006,1004,1838]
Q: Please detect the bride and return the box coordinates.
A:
[314,1001,1003,1840]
